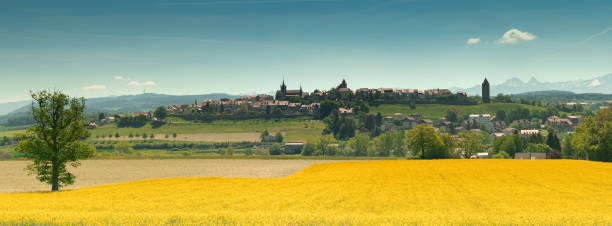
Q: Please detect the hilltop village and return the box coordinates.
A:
[167,79,470,118]
[159,79,586,135]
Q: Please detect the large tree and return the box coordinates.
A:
[153,106,168,120]
[15,91,96,191]
[406,124,446,159]
[457,131,485,158]
[571,105,612,161]
[348,135,370,156]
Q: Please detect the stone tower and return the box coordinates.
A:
[482,78,490,103]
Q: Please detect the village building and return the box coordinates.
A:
[514,153,548,160]
[284,141,305,154]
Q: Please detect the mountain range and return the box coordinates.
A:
[0,93,239,122]
[451,74,612,95]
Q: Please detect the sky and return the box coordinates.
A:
[1,0,611,103]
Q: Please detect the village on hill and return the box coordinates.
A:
[79,78,606,160]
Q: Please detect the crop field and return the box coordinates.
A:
[0,129,24,137]
[90,117,324,141]
[0,159,335,193]
[2,159,611,225]
[371,103,546,119]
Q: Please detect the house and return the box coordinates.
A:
[392,113,405,120]
[469,114,491,128]
[520,130,540,137]
[546,116,573,129]
[422,119,434,127]
[511,119,531,129]
[356,88,370,97]
[284,141,305,154]
[491,133,506,140]
[489,120,507,132]
[567,115,584,125]
[476,152,489,159]
[503,128,517,136]
[383,116,394,123]
[338,108,354,115]
[514,153,548,160]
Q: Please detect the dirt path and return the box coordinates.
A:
[0,159,338,193]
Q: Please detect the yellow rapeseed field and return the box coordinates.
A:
[1,159,612,225]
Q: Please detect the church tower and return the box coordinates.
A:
[281,79,287,96]
[482,78,490,103]
[338,79,348,89]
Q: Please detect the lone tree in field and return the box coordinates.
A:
[15,91,96,191]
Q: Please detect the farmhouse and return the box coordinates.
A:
[284,141,305,154]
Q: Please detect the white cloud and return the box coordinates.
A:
[82,84,107,91]
[587,79,601,87]
[143,81,156,86]
[114,76,127,80]
[498,29,536,44]
[128,81,141,87]
[467,38,480,45]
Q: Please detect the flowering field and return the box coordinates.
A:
[1,159,612,225]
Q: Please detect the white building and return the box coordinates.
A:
[469,114,491,129]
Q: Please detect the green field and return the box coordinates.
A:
[0,126,26,137]
[91,117,325,142]
[371,103,546,119]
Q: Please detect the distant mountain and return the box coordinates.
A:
[510,90,612,104]
[452,74,612,95]
[0,100,30,116]
[1,93,239,121]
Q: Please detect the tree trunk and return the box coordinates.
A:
[51,163,59,191]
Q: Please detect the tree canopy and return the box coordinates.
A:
[15,91,96,191]
[571,106,612,161]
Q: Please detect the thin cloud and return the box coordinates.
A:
[583,27,612,43]
[83,84,107,91]
[159,0,340,5]
[114,76,127,80]
[467,38,480,45]
[128,81,156,86]
[498,29,536,44]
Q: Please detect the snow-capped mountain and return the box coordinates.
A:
[452,74,612,95]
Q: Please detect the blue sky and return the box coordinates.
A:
[1,0,611,103]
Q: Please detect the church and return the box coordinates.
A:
[275,80,304,101]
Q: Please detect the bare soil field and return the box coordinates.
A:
[96,132,261,142]
[0,159,337,193]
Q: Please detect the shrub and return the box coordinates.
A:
[269,143,283,155]
[492,151,510,159]
[97,152,112,158]
[114,141,134,155]
[224,147,234,156]
[151,120,165,129]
